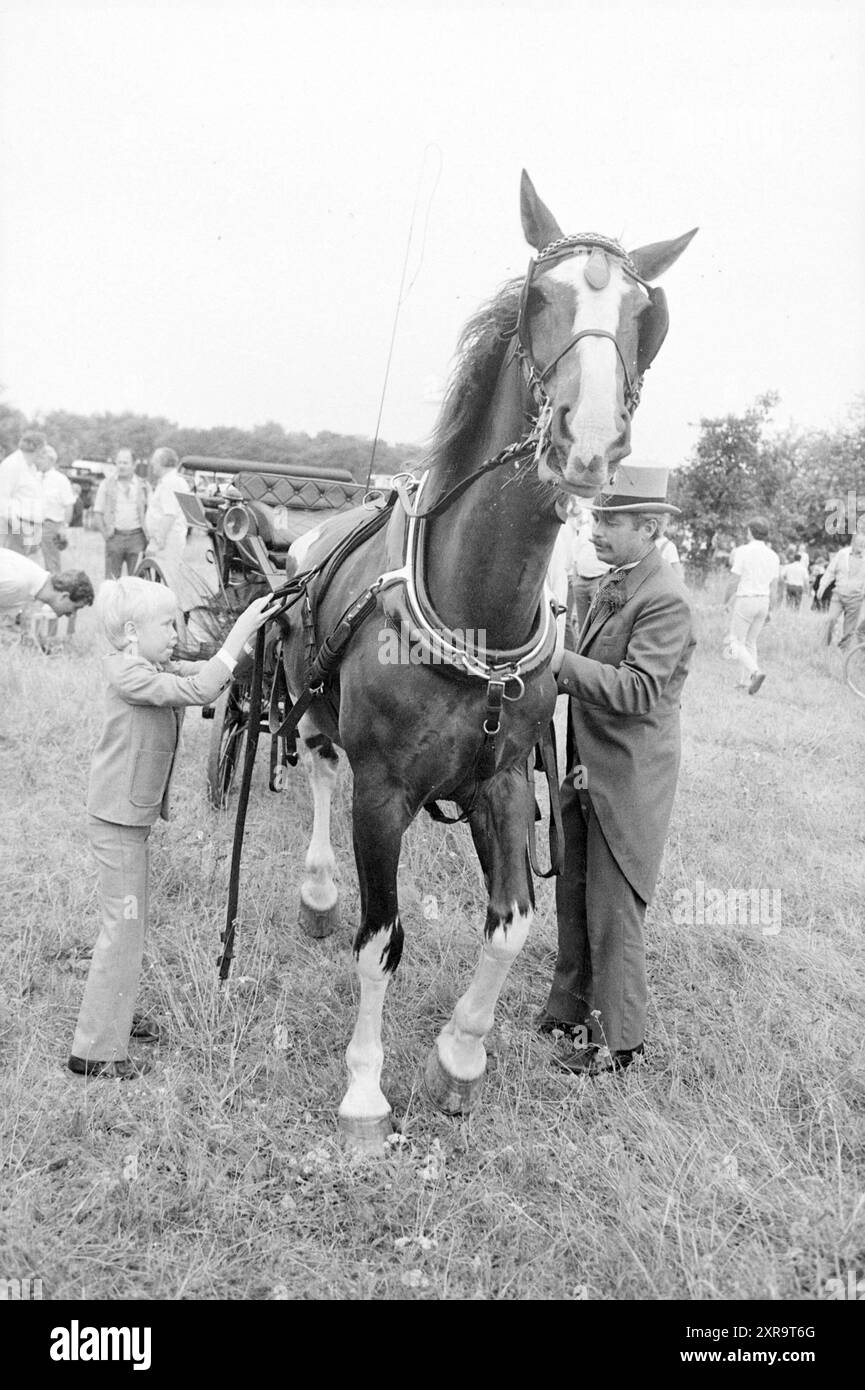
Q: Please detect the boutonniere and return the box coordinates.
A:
[590,572,628,618]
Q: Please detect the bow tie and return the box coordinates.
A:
[588,569,628,619]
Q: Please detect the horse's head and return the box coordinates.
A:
[517,171,697,498]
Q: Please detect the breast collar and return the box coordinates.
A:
[375,471,557,694]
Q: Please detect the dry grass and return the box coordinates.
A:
[1,530,863,1301]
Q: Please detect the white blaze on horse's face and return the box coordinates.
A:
[535,251,638,495]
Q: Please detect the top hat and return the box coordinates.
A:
[589,463,680,514]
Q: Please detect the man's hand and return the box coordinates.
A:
[551,617,566,677]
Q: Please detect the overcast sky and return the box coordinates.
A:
[1,0,863,467]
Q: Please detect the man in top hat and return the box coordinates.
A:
[537,464,696,1074]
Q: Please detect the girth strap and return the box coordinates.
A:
[527,721,564,879]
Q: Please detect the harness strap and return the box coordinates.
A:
[390,438,535,522]
[527,721,564,879]
[219,621,267,982]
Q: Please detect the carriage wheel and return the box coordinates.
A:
[844,641,865,700]
[134,554,189,647]
[206,683,250,808]
[135,554,169,585]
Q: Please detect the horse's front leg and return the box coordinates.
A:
[425,764,535,1114]
[338,776,411,1152]
[296,714,340,938]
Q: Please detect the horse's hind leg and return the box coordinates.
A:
[297,714,340,939]
[425,765,535,1115]
[338,779,410,1151]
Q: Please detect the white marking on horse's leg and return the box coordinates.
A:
[338,926,396,1125]
[298,720,338,916]
[435,903,533,1082]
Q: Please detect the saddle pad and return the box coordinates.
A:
[287,503,376,571]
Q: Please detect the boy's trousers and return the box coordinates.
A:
[71,815,151,1061]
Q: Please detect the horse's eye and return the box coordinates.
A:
[527,287,548,314]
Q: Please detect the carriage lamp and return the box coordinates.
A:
[222,503,259,542]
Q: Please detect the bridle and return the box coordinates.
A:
[391,231,669,523]
[512,232,655,422]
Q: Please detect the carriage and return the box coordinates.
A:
[139,454,368,806]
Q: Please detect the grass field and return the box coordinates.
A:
[1,527,864,1301]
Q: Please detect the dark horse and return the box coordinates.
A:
[282,172,696,1148]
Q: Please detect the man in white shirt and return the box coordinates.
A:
[145,446,193,606]
[818,530,865,649]
[655,532,685,579]
[723,517,780,694]
[0,548,94,616]
[779,548,810,611]
[0,429,47,555]
[35,445,75,573]
[94,448,150,578]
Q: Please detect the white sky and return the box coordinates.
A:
[1,0,863,467]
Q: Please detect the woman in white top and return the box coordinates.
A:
[723,517,780,694]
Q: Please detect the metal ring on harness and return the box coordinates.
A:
[502,675,525,701]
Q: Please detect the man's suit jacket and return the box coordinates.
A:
[556,545,695,903]
[87,651,232,826]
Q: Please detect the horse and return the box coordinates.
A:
[281,171,696,1149]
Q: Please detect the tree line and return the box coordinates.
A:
[0,399,424,484]
[3,391,863,563]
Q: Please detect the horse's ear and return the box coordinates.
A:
[520,170,563,251]
[628,228,699,281]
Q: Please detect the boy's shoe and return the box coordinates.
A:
[67,1055,151,1080]
[748,670,766,695]
[130,1013,161,1044]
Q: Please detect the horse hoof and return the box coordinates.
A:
[424,1046,485,1115]
[337,1112,393,1154]
[298,899,339,939]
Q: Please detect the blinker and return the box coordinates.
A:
[583,248,610,290]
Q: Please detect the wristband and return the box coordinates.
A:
[216,647,238,673]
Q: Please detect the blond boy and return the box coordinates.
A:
[69,577,272,1079]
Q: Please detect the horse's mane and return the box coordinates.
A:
[423,278,522,472]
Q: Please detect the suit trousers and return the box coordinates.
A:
[71,815,151,1061]
[543,775,648,1052]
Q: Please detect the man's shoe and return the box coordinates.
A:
[552,1042,599,1074]
[591,1043,645,1074]
[748,670,766,695]
[130,1013,161,1044]
[68,1055,151,1080]
[554,1042,644,1076]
